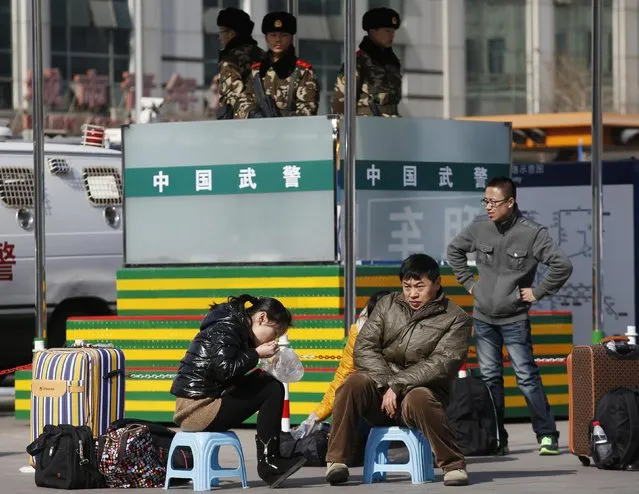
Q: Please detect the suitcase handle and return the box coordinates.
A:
[103,369,125,380]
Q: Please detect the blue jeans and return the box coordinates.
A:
[473,318,558,444]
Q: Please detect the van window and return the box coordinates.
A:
[82,166,122,206]
[0,167,35,208]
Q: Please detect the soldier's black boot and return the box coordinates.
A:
[255,434,306,488]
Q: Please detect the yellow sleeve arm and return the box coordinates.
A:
[313,323,359,421]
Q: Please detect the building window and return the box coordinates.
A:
[49,0,132,109]
[487,37,505,74]
[203,0,240,8]
[268,0,341,15]
[203,34,221,86]
[464,0,527,116]
[0,0,11,109]
[298,40,342,113]
[465,39,481,76]
[368,0,403,13]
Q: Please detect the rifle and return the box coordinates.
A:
[251,74,280,118]
[369,101,383,116]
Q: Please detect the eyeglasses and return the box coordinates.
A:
[481,197,510,207]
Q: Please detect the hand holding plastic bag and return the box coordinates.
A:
[260,347,304,383]
[291,412,321,439]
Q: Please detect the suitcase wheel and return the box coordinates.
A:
[578,455,591,467]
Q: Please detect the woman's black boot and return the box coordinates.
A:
[255,434,306,488]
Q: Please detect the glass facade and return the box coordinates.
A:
[298,40,342,113]
[268,0,341,15]
[50,0,132,106]
[554,0,614,111]
[0,0,11,109]
[465,0,526,116]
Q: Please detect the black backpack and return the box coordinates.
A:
[591,387,639,470]
[445,372,500,456]
[108,418,192,469]
[26,424,105,489]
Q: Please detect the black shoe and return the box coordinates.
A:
[495,443,509,456]
[256,434,307,488]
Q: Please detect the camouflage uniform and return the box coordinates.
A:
[239,48,319,118]
[331,36,402,118]
[217,39,265,119]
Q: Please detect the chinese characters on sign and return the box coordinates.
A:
[438,166,454,188]
[146,164,309,194]
[239,167,257,189]
[73,69,109,110]
[0,242,16,281]
[165,73,198,112]
[512,163,544,175]
[153,171,169,193]
[25,68,63,107]
[473,167,488,189]
[120,72,157,113]
[367,164,381,187]
[283,165,301,188]
[388,206,425,259]
[403,166,417,187]
[195,170,212,191]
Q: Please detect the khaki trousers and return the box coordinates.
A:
[326,372,465,472]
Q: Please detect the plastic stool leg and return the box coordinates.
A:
[372,441,389,482]
[232,442,249,488]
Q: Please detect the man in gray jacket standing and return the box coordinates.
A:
[447,176,572,456]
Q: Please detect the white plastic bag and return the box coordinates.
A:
[260,347,304,383]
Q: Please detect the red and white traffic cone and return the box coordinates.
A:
[279,333,291,432]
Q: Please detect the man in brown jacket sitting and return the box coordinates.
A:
[325,254,472,487]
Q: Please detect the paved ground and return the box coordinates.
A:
[1,389,636,494]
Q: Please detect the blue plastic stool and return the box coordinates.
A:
[164,431,249,491]
[362,426,435,484]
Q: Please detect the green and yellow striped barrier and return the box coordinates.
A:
[115,265,473,316]
[14,311,571,423]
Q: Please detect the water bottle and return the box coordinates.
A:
[592,421,613,461]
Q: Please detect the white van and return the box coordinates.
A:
[0,138,122,373]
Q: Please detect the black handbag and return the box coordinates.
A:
[280,424,329,467]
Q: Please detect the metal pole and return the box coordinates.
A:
[31,0,46,348]
[591,0,604,343]
[134,0,143,122]
[441,0,450,119]
[343,0,357,332]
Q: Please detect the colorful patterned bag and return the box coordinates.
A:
[96,423,166,488]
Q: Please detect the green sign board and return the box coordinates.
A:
[355,160,511,191]
[125,160,333,197]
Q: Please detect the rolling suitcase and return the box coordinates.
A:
[568,336,639,465]
[30,345,126,459]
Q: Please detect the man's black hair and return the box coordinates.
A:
[398,254,440,283]
[486,176,516,199]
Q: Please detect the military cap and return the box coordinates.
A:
[217,7,255,36]
[362,7,401,31]
[262,11,297,35]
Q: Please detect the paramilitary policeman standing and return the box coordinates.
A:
[331,7,402,117]
[238,12,319,118]
[215,7,265,119]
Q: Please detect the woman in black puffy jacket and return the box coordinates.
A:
[170,294,306,487]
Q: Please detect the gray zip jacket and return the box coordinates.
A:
[447,209,573,324]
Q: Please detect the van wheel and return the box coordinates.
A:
[47,299,113,348]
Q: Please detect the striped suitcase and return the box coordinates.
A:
[568,339,639,465]
[30,347,126,453]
